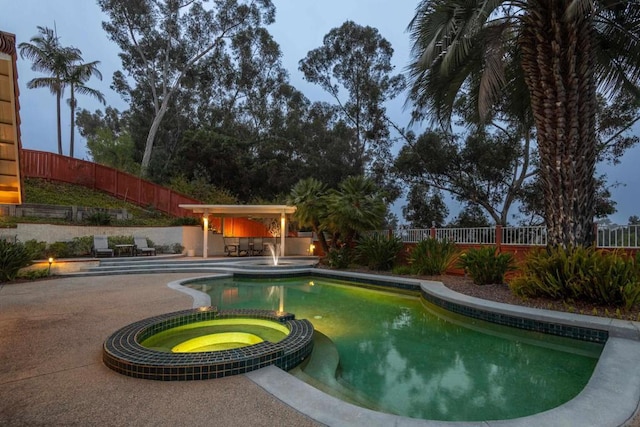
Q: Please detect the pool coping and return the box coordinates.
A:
[170,269,640,426]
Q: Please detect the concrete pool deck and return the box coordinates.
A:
[1,269,640,426]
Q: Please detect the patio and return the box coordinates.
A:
[0,273,320,426]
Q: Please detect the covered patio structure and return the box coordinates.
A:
[178,204,297,258]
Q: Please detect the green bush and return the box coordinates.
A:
[84,211,111,225]
[68,236,94,257]
[325,246,353,269]
[458,246,515,285]
[510,246,640,309]
[46,242,73,259]
[108,235,134,246]
[392,265,413,275]
[0,240,33,282]
[170,216,200,226]
[355,234,403,271]
[17,268,51,280]
[23,239,47,259]
[408,238,458,275]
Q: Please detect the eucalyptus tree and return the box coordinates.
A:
[18,26,82,155]
[98,0,276,175]
[402,183,449,228]
[395,128,526,226]
[299,21,406,179]
[407,1,640,247]
[66,60,105,157]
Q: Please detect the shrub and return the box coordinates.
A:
[325,246,353,269]
[17,268,50,280]
[68,236,94,257]
[0,240,33,282]
[170,216,200,226]
[355,234,403,271]
[458,246,515,285]
[84,210,112,225]
[23,239,47,259]
[510,246,640,309]
[108,235,134,246]
[408,238,458,275]
[46,242,73,259]
[392,265,413,275]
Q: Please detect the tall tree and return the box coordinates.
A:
[98,0,276,175]
[299,21,405,177]
[407,1,640,247]
[402,184,449,228]
[18,26,82,155]
[66,60,105,158]
[395,128,529,225]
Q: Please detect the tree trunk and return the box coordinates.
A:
[520,1,597,247]
[56,90,63,156]
[69,85,75,158]
[140,100,171,176]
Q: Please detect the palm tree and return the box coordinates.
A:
[407,1,640,247]
[288,178,330,253]
[66,61,105,158]
[18,26,82,155]
[324,175,386,248]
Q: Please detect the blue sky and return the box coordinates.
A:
[3,0,639,224]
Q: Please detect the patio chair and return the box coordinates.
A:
[251,237,263,255]
[238,237,251,256]
[92,235,114,258]
[224,237,239,256]
[134,236,156,256]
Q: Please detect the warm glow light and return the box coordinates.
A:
[309,244,315,254]
[48,257,54,264]
[172,332,263,353]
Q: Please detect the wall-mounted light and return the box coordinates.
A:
[309,244,315,255]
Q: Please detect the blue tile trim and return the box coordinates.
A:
[421,290,608,343]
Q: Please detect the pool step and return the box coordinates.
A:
[291,332,382,411]
[59,256,318,277]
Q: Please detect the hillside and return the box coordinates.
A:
[0,178,182,227]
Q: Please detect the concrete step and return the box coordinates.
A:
[59,256,319,277]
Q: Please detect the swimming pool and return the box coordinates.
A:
[186,275,602,422]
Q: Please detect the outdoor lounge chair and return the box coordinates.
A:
[134,236,156,256]
[238,237,251,256]
[251,237,263,255]
[92,235,114,257]
[224,237,239,256]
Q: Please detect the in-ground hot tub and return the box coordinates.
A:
[103,307,314,381]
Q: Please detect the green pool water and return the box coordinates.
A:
[187,276,603,422]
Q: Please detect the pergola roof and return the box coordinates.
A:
[179,204,296,217]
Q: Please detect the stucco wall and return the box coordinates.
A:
[5,224,313,257]
[12,223,192,247]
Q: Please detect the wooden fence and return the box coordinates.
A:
[20,149,199,217]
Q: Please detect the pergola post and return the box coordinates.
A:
[280,213,286,257]
[202,210,209,258]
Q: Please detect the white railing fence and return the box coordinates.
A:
[597,224,640,248]
[501,226,547,246]
[377,225,638,248]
